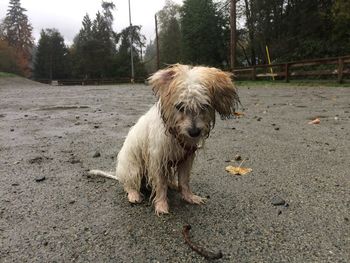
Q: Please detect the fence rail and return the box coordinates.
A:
[233,55,350,83]
[36,78,146,86]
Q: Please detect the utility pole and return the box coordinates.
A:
[230,0,236,70]
[155,14,160,70]
[128,0,135,83]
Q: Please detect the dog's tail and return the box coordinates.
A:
[88,169,119,181]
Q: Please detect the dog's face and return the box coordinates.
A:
[149,64,240,145]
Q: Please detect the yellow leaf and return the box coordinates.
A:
[234,112,245,117]
[225,165,252,175]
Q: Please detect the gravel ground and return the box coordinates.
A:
[0,77,349,262]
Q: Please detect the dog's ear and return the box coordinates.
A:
[203,68,240,118]
[148,65,178,98]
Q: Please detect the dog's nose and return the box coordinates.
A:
[188,127,201,137]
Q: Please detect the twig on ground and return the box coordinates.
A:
[182,224,223,260]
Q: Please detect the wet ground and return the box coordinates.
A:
[0,77,349,262]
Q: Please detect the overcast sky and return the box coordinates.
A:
[0,0,183,45]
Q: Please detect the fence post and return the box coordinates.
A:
[252,66,256,81]
[285,63,289,83]
[338,58,344,84]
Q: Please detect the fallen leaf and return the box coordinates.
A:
[308,118,320,124]
[233,112,245,117]
[225,165,252,175]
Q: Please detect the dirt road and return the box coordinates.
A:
[0,78,349,262]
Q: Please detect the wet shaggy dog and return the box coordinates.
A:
[89,64,240,215]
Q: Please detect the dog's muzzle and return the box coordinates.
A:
[188,127,201,138]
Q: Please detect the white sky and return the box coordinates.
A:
[0,0,183,45]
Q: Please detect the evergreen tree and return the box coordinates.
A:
[72,1,117,78]
[114,25,146,78]
[1,0,34,76]
[181,0,226,66]
[157,0,182,65]
[143,40,157,73]
[160,16,182,65]
[34,29,68,79]
[0,39,21,74]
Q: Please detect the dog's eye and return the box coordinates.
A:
[175,103,184,112]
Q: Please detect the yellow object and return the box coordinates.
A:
[266,45,275,81]
[225,165,252,175]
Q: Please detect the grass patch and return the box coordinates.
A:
[0,72,18,78]
[236,79,350,87]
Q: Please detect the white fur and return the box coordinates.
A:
[89,64,239,215]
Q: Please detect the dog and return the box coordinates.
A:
[89,64,240,215]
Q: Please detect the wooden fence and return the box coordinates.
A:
[233,55,350,83]
[36,77,146,86]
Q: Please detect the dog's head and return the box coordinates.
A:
[148,64,240,146]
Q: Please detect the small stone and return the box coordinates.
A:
[11,183,19,186]
[10,128,14,132]
[43,241,48,246]
[75,122,80,125]
[69,157,81,164]
[274,127,280,131]
[257,117,262,121]
[24,114,28,117]
[93,151,101,158]
[69,200,76,204]
[75,115,80,119]
[94,125,99,129]
[35,176,46,182]
[234,155,242,161]
[278,210,282,215]
[271,195,286,206]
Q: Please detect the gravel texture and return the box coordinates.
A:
[0,77,349,262]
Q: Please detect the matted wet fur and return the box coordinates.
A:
[89,64,240,215]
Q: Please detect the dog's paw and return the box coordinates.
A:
[155,200,169,216]
[182,193,206,205]
[127,191,143,203]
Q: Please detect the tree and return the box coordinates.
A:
[0,39,21,74]
[157,0,182,65]
[1,0,34,76]
[72,2,117,78]
[34,29,69,80]
[181,0,226,66]
[144,40,157,73]
[114,25,147,78]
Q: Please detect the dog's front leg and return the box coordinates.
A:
[154,173,169,215]
[178,155,206,205]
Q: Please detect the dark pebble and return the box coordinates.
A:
[257,117,262,121]
[278,210,282,215]
[69,200,76,204]
[35,176,46,182]
[344,217,349,222]
[43,241,48,246]
[10,128,14,132]
[94,125,99,129]
[93,151,101,158]
[11,183,19,186]
[274,127,280,131]
[234,155,242,161]
[69,157,81,164]
[24,114,28,117]
[271,195,286,206]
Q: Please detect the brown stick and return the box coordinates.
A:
[182,225,223,260]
